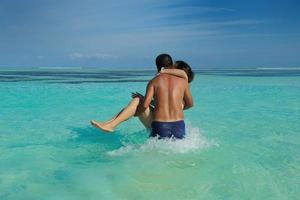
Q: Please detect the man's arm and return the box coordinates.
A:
[183,83,193,110]
[138,80,154,113]
[133,92,155,108]
[160,69,188,81]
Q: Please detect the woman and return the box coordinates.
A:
[91,61,194,132]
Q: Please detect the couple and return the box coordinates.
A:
[91,54,194,139]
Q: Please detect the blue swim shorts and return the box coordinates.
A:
[150,120,185,139]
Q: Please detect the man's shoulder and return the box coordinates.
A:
[148,75,159,85]
[147,74,165,87]
[152,73,186,82]
[151,73,166,82]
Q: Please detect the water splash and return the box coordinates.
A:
[107,124,217,156]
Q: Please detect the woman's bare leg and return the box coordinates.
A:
[91,97,152,132]
[95,108,125,126]
[137,107,153,128]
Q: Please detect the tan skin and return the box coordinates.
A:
[91,68,193,132]
[140,73,193,122]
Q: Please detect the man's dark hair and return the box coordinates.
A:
[155,53,173,72]
[175,60,194,83]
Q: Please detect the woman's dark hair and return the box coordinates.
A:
[175,60,194,83]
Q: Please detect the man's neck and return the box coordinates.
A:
[164,65,174,69]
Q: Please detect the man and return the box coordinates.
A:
[138,54,193,139]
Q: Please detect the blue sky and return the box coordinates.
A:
[0,0,299,68]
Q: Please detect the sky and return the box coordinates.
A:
[0,0,299,68]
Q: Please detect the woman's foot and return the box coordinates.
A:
[90,120,114,132]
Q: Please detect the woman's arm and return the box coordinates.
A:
[160,68,188,81]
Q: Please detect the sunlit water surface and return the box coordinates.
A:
[0,68,299,199]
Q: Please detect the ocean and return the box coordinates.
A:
[0,67,299,199]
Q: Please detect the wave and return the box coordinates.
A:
[38,67,83,70]
[256,67,300,70]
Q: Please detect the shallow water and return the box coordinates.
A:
[0,68,299,199]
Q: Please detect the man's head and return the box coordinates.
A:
[155,54,173,72]
[175,60,194,83]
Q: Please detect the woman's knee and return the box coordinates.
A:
[132,97,141,104]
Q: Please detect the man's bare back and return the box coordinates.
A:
[152,74,187,121]
[142,73,193,122]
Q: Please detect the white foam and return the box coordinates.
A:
[107,124,217,156]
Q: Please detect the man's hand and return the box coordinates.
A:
[131,92,144,99]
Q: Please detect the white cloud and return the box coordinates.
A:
[69,52,117,61]
[165,5,236,14]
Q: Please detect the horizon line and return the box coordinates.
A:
[0,66,300,70]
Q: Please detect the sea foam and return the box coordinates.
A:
[107,124,217,156]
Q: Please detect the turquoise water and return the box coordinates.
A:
[0,68,299,199]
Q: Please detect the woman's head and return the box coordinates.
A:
[174,61,194,83]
